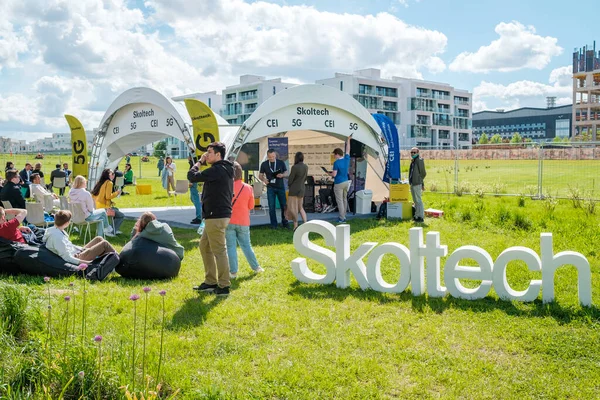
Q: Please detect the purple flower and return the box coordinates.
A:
[64,296,71,302]
[78,371,85,379]
[77,263,88,271]
[94,335,103,342]
[159,290,166,296]
[129,294,140,301]
[143,287,151,293]
[43,276,50,282]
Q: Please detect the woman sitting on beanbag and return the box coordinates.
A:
[130,212,184,260]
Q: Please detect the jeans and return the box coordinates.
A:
[226,224,260,274]
[86,209,110,236]
[410,184,424,219]
[190,183,202,220]
[267,186,288,228]
[108,207,125,232]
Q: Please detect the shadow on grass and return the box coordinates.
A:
[168,275,255,331]
[287,281,600,325]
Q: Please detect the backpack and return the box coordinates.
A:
[86,252,120,281]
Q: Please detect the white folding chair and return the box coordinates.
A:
[43,194,56,214]
[252,181,267,216]
[2,200,13,209]
[171,180,189,205]
[52,177,66,194]
[40,177,46,187]
[25,202,48,228]
[59,196,69,210]
[114,176,125,190]
[69,202,102,243]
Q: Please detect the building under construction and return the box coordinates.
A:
[572,42,600,139]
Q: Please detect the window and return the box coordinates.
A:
[273,86,276,95]
[555,119,570,138]
[340,81,343,91]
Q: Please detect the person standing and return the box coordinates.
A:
[328,135,352,223]
[409,147,427,223]
[188,142,234,296]
[157,156,165,177]
[227,162,264,278]
[63,163,72,186]
[259,149,289,229]
[188,154,202,225]
[49,164,67,195]
[286,152,309,230]
[162,156,176,196]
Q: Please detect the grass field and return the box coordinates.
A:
[3,153,599,206]
[1,193,599,398]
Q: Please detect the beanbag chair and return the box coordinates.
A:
[116,237,181,279]
[1,240,118,281]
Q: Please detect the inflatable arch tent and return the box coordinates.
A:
[88,87,238,188]
[226,84,391,200]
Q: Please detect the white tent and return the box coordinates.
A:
[89,87,238,187]
[226,84,390,200]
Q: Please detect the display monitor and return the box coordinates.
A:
[237,143,260,171]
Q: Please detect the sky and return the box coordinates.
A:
[0,0,597,141]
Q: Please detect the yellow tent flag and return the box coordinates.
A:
[184,99,220,159]
[64,115,88,179]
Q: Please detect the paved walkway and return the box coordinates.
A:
[120,206,376,229]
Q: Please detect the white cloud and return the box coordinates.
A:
[0,0,450,140]
[449,21,562,73]
[472,65,573,111]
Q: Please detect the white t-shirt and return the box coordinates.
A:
[167,162,176,176]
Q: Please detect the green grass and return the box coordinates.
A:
[1,193,600,398]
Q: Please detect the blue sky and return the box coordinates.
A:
[0,0,596,140]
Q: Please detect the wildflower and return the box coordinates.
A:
[94,335,103,342]
[159,290,166,296]
[44,276,50,282]
[129,294,140,301]
[143,287,151,293]
[78,263,88,271]
[64,296,71,301]
[78,371,85,379]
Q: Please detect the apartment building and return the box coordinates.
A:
[221,75,296,125]
[572,42,600,140]
[317,69,473,148]
[171,91,222,114]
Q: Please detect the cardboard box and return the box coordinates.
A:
[424,208,444,218]
[387,202,412,220]
[389,183,410,202]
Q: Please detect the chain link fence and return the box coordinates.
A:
[401,142,600,200]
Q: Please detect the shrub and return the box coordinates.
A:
[0,284,31,340]
[495,206,511,226]
[491,181,506,196]
[543,196,558,213]
[584,198,596,215]
[513,212,533,231]
[472,182,486,198]
[429,181,439,192]
[567,185,583,208]
[517,195,526,207]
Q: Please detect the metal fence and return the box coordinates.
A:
[401,142,600,200]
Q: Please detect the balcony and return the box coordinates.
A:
[416,116,431,126]
[354,95,381,109]
[454,97,470,106]
[436,107,451,114]
[453,117,472,130]
[239,92,258,101]
[382,102,398,111]
[416,90,432,99]
[432,114,452,127]
[409,125,432,138]
[225,96,237,104]
[432,93,451,101]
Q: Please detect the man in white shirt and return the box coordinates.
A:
[30,173,60,207]
[43,210,116,264]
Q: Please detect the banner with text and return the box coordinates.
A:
[372,113,400,182]
[64,114,88,179]
[184,99,220,160]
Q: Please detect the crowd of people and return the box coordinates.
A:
[0,142,427,296]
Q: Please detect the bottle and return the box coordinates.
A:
[197,220,205,236]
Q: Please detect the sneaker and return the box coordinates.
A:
[337,218,346,223]
[105,232,116,238]
[105,226,114,234]
[254,267,264,273]
[215,286,230,296]
[115,230,123,235]
[230,273,238,279]
[190,218,202,225]
[193,282,218,292]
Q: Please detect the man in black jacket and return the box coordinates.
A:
[19,163,32,198]
[1,169,26,209]
[49,164,67,195]
[188,142,234,296]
